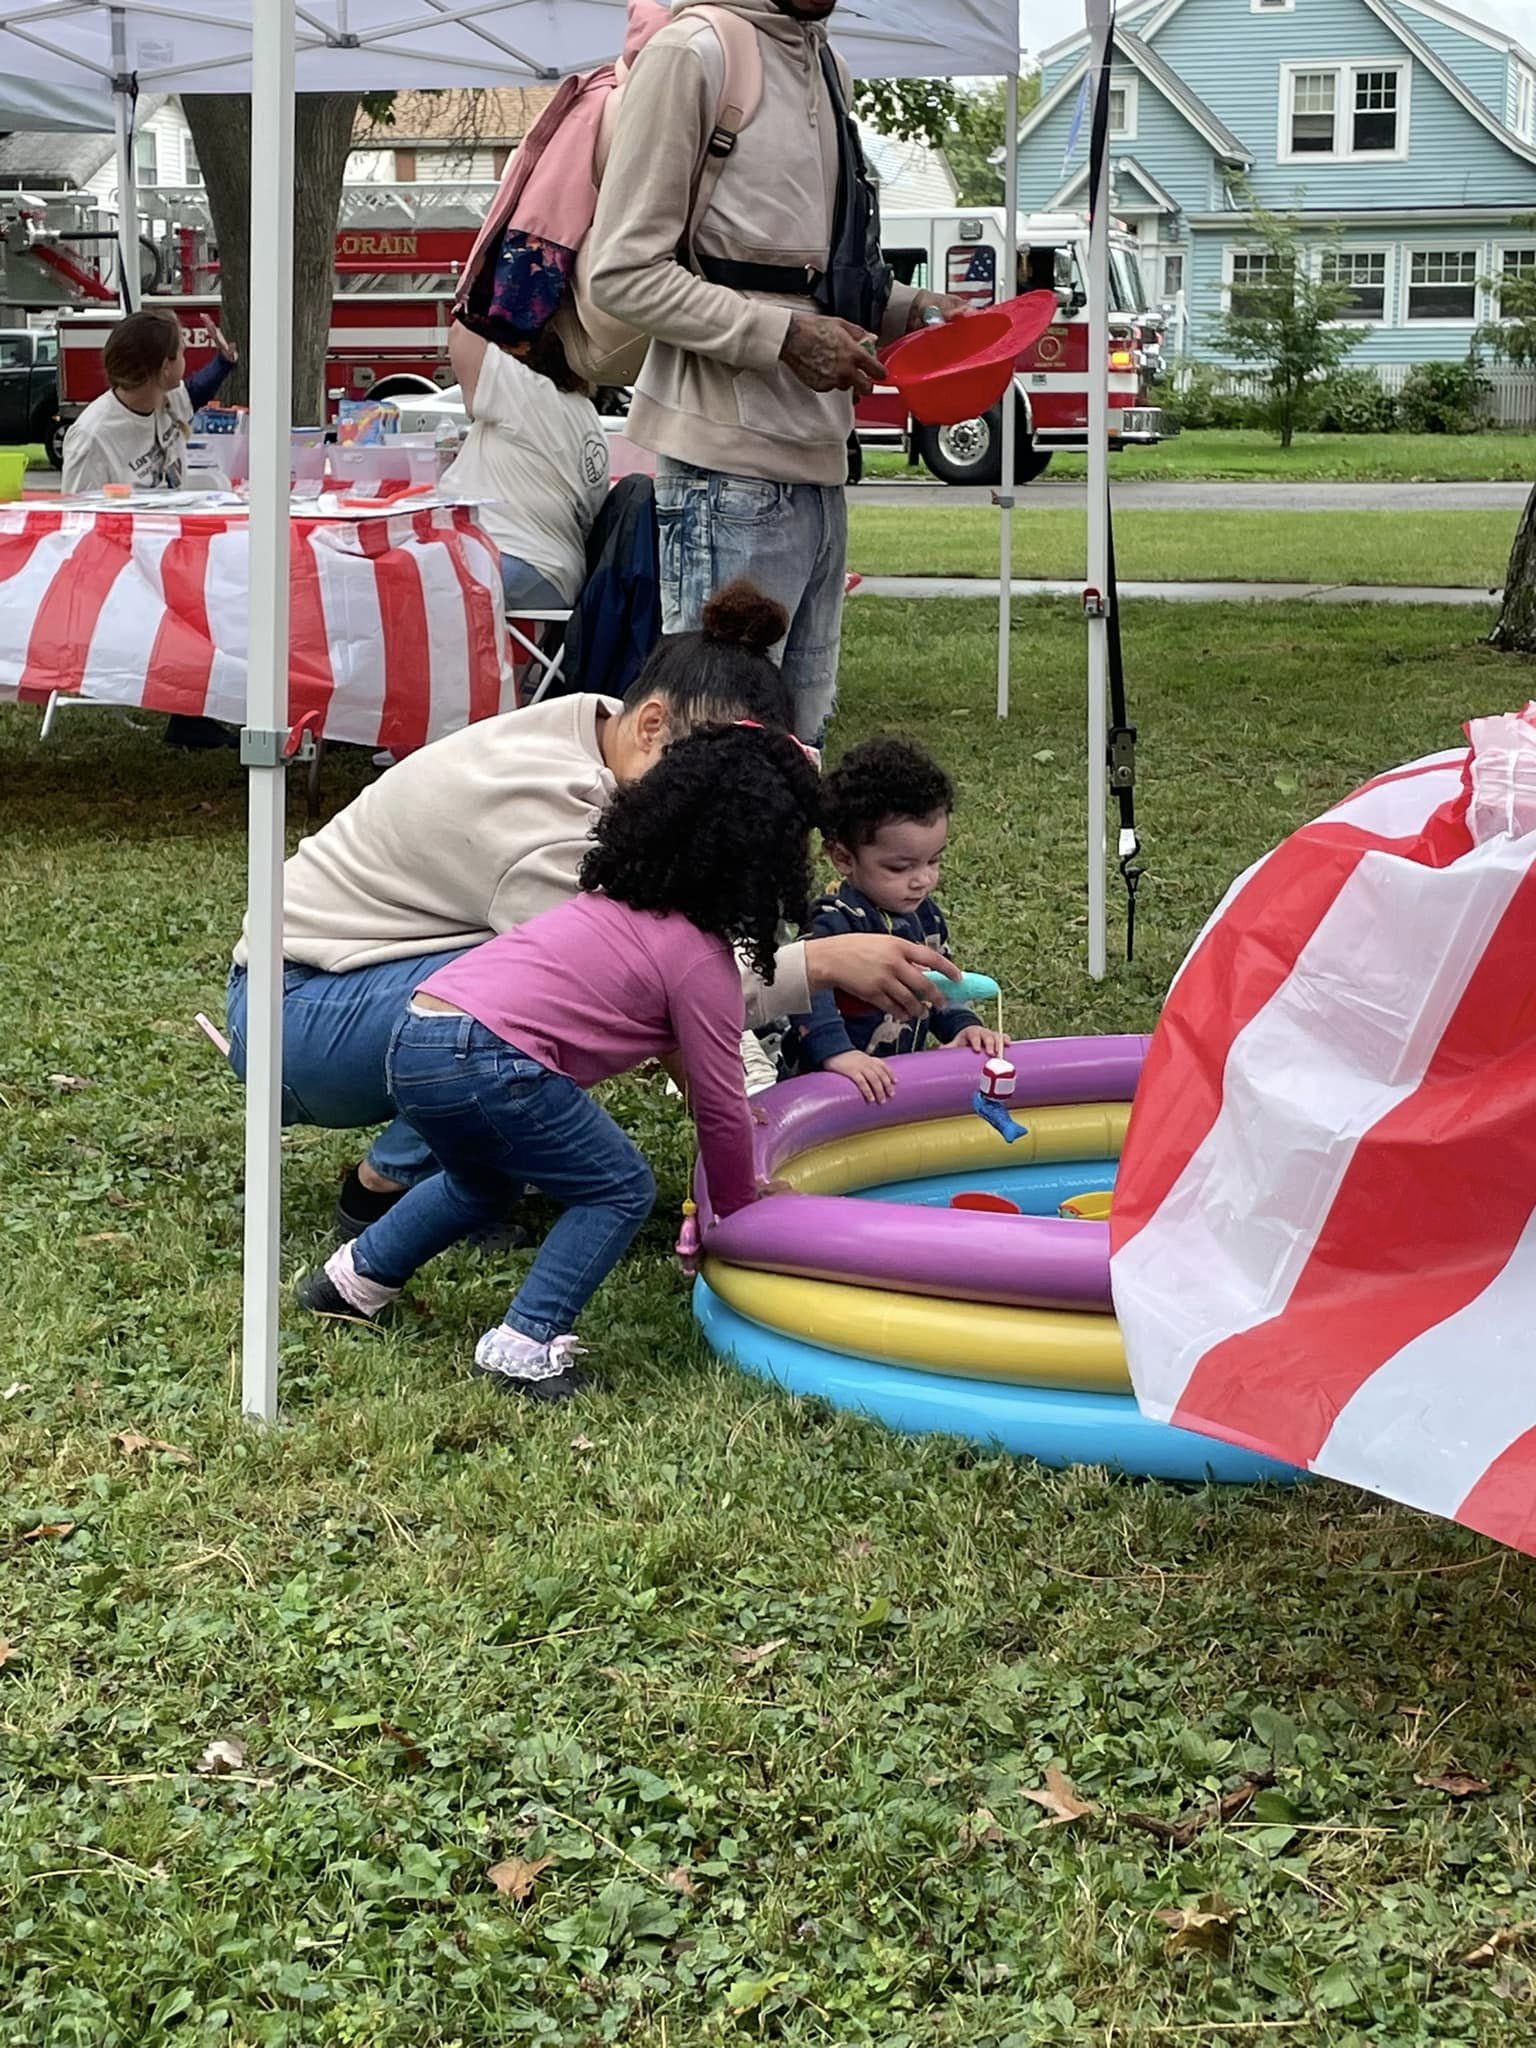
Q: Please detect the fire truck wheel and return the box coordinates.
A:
[915,408,1053,489]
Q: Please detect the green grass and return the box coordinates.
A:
[866,428,1536,483]
[6,599,1536,2045]
[846,506,1515,588]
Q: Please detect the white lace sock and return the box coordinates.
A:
[324,1240,402,1316]
[473,1325,587,1384]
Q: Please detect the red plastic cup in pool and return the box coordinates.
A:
[949,1191,1023,1216]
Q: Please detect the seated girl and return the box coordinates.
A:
[443,317,611,612]
[295,592,820,1401]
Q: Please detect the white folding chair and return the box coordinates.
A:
[506,608,573,706]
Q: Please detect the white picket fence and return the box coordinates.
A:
[1194,363,1536,428]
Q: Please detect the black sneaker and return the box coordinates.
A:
[471,1331,591,1401]
[295,1266,391,1326]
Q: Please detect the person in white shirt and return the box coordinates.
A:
[61,306,238,497]
[441,319,610,609]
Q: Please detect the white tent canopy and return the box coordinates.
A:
[0,0,1016,92]
[0,80,117,128]
[0,0,1038,1420]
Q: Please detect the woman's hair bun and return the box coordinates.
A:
[701,579,788,655]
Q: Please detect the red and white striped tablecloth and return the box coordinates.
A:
[0,499,519,750]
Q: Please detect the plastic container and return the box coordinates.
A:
[882,293,1059,427]
[0,449,27,502]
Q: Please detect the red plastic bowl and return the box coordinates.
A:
[883,292,1059,427]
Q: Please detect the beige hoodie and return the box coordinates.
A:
[231,693,810,1023]
[587,0,915,487]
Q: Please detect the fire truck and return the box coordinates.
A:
[869,208,1172,485]
[28,186,1170,485]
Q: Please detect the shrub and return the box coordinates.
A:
[1310,367,1399,434]
[1397,359,1490,435]
[1167,360,1265,431]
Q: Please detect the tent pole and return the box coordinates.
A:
[110,8,139,311]
[996,69,1019,722]
[1085,8,1111,980]
[240,0,296,1421]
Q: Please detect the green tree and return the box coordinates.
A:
[941,77,1043,206]
[1480,234,1536,653]
[1205,206,1363,449]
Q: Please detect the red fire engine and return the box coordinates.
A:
[34,187,1170,485]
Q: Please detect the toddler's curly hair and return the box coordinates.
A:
[821,737,955,852]
[580,723,822,984]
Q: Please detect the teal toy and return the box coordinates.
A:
[925,968,1001,1007]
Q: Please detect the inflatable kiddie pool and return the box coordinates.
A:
[693,1037,1297,1483]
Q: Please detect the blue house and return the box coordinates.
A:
[1015,0,1536,368]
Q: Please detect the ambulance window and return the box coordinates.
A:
[884,246,929,289]
[1020,246,1059,294]
[1115,245,1149,311]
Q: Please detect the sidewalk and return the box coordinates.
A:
[851,575,1500,606]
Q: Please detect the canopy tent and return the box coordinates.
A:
[0,0,1083,1421]
[0,80,117,129]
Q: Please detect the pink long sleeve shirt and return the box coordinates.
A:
[419,893,757,1218]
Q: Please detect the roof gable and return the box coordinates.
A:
[1012,33,1252,170]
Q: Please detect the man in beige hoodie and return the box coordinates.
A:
[588,0,959,742]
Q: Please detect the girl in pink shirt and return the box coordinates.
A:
[296,613,820,1400]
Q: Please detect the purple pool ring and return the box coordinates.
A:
[698,1036,1148,1314]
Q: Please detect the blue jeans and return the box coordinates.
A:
[500,555,569,610]
[225,952,470,1187]
[349,1008,655,1341]
[654,456,847,744]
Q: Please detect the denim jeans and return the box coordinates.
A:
[348,1008,656,1341]
[225,952,471,1187]
[654,456,847,744]
[500,555,569,610]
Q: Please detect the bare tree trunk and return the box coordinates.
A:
[1492,479,1536,655]
[181,93,361,426]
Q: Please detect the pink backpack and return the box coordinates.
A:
[454,3,762,387]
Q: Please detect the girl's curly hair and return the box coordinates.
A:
[580,724,822,984]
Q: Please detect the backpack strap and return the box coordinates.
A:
[683,6,763,258]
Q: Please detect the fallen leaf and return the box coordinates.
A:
[1032,748,1056,764]
[17,1521,75,1545]
[665,1865,698,1895]
[113,1431,194,1466]
[198,1737,248,1776]
[1021,1768,1095,1826]
[489,1854,553,1904]
[569,1434,597,1452]
[959,1806,1004,1850]
[2,1382,30,1401]
[47,1073,92,1092]
[1120,1771,1275,1849]
[0,1638,19,1670]
[1155,1895,1241,1957]
[1416,1770,1491,1799]
[1464,1923,1535,1967]
[379,1721,428,1771]
[729,1637,787,1669]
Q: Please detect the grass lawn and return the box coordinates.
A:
[6,597,1536,2045]
[846,506,1515,588]
[866,428,1536,484]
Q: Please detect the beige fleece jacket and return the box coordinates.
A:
[586,0,915,487]
[231,693,810,1023]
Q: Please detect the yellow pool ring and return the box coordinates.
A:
[779,1103,1130,1196]
[701,1259,1129,1394]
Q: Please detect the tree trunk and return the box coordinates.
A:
[181,94,361,426]
[1491,479,1536,655]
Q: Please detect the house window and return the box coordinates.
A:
[1352,70,1400,152]
[183,134,202,186]
[1229,249,1285,318]
[1282,62,1408,160]
[1321,248,1387,320]
[1107,76,1137,139]
[1289,71,1337,153]
[1517,66,1536,143]
[1499,246,1536,316]
[1407,248,1478,322]
[134,128,159,187]
[1162,251,1185,298]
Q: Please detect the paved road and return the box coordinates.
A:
[853,478,1530,511]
